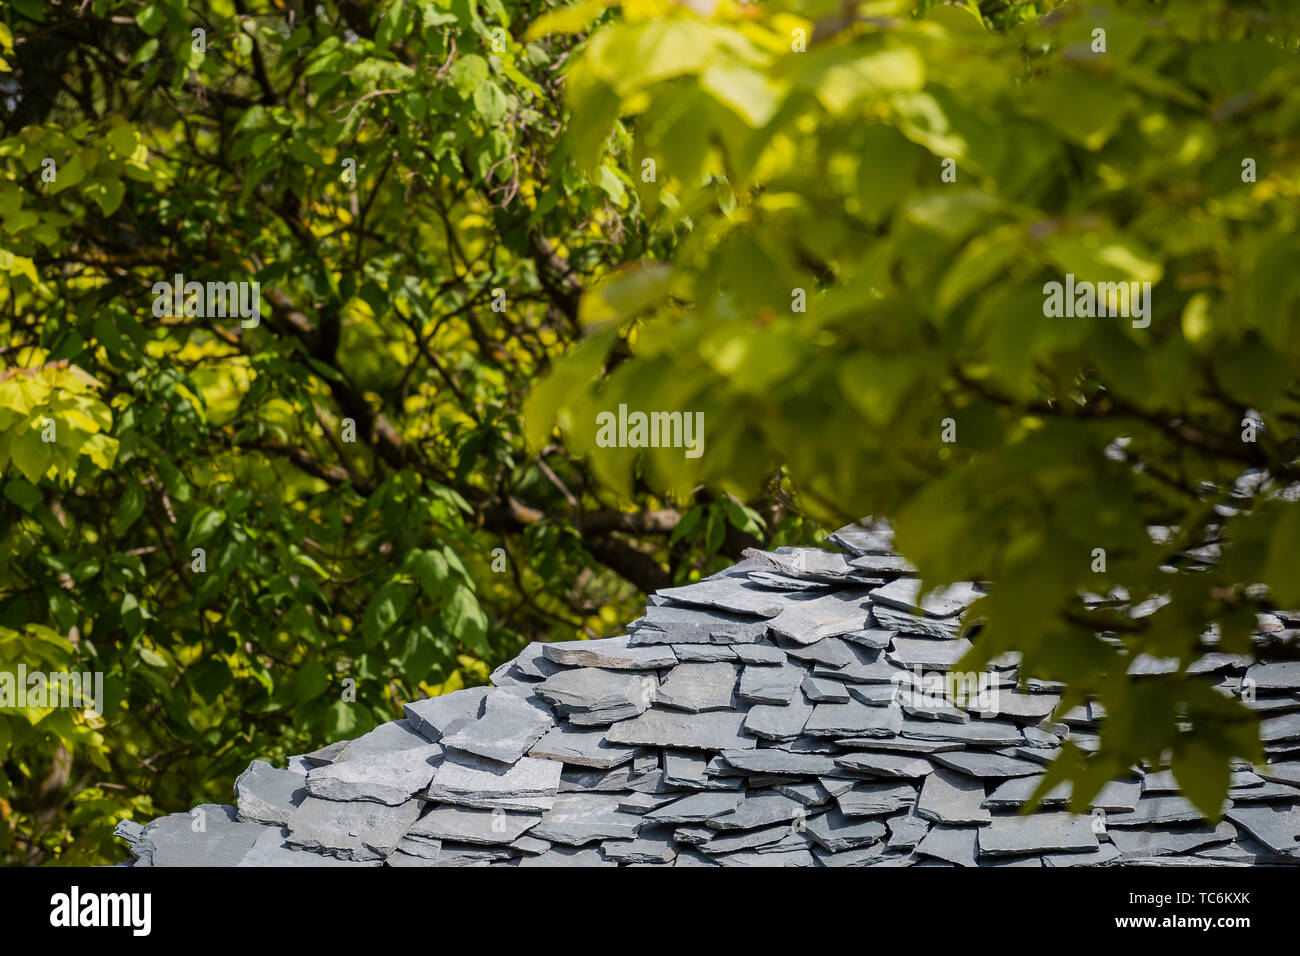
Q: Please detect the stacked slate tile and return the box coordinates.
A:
[117,522,1300,867]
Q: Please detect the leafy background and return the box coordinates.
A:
[1,0,1297,863]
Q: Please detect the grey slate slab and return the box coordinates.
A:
[898,693,971,723]
[1110,822,1238,858]
[627,603,769,644]
[1260,711,1300,744]
[238,827,379,867]
[527,725,636,769]
[336,719,436,761]
[733,644,788,664]
[535,667,655,719]
[784,637,857,669]
[711,845,816,867]
[409,807,541,846]
[706,792,810,831]
[425,753,563,812]
[812,841,892,866]
[737,663,806,705]
[917,767,991,825]
[888,637,975,671]
[541,636,677,670]
[978,813,1099,856]
[749,570,834,591]
[1227,781,1300,803]
[767,590,874,645]
[605,708,757,751]
[671,644,739,662]
[915,826,980,866]
[394,834,441,860]
[557,764,662,794]
[901,718,1022,747]
[306,744,441,805]
[929,751,1043,780]
[1244,661,1300,691]
[294,740,348,768]
[1105,796,1221,827]
[285,796,422,861]
[518,846,617,867]
[136,805,270,868]
[743,546,865,582]
[871,605,963,640]
[1043,843,1121,867]
[849,553,918,574]
[838,736,961,754]
[984,775,1141,812]
[234,760,307,826]
[841,628,896,650]
[743,697,815,741]
[644,791,746,823]
[711,826,813,863]
[836,782,918,818]
[886,810,930,850]
[662,750,710,788]
[1257,761,1300,786]
[834,752,934,779]
[827,521,896,555]
[775,781,832,807]
[602,826,679,864]
[1224,805,1300,856]
[986,692,1061,722]
[616,792,680,814]
[803,675,850,703]
[510,834,552,854]
[805,701,903,738]
[653,578,788,618]
[805,808,888,852]
[869,578,982,618]
[531,793,643,845]
[821,651,910,685]
[718,749,841,776]
[653,662,739,713]
[404,688,490,743]
[846,683,904,705]
[440,689,555,765]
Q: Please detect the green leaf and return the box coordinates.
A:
[1171,737,1230,822]
[450,54,489,96]
[473,80,510,124]
[3,478,41,513]
[135,4,166,36]
[186,507,225,548]
[363,580,410,642]
[113,479,146,536]
[444,584,488,657]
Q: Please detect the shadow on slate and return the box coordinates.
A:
[117,521,1300,867]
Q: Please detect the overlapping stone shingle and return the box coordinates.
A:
[120,528,1300,868]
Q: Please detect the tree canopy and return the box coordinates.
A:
[1,0,1298,864]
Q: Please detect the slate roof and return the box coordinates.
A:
[117,522,1300,867]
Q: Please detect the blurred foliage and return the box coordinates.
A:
[0,0,818,864]
[5,0,1293,863]
[535,0,1300,819]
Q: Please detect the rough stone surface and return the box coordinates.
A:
[234,760,307,826]
[439,689,554,764]
[119,530,1300,868]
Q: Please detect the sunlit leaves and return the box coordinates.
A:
[534,0,1300,817]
